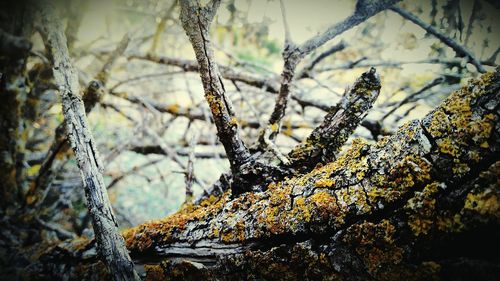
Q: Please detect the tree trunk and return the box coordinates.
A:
[26,69,500,280]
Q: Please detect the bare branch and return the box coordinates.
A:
[279,0,293,47]
[129,52,281,92]
[464,0,480,47]
[36,3,140,280]
[381,76,445,121]
[390,6,486,73]
[30,33,130,206]
[179,0,251,174]
[316,57,496,72]
[185,135,196,203]
[259,0,400,154]
[298,0,401,56]
[296,40,347,79]
[0,28,32,57]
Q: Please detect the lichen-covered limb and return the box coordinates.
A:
[120,70,499,278]
[36,3,140,281]
[179,0,252,174]
[390,6,486,73]
[287,67,381,172]
[30,70,499,280]
[259,0,401,150]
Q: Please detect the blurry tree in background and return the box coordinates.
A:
[0,0,499,280]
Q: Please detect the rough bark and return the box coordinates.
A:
[179,0,252,174]
[27,69,500,280]
[28,32,129,207]
[287,67,381,172]
[36,3,140,281]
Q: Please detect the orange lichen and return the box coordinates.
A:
[291,197,312,223]
[221,220,246,243]
[166,103,180,114]
[464,189,500,217]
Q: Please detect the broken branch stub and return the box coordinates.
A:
[288,67,381,172]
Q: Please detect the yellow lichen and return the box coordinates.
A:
[271,123,279,132]
[464,189,500,217]
[314,178,335,188]
[166,103,180,114]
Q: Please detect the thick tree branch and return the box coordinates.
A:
[29,70,500,280]
[36,3,139,280]
[124,70,499,255]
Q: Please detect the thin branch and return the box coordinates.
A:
[0,28,32,57]
[30,33,130,206]
[107,158,163,190]
[316,57,496,72]
[279,0,293,46]
[464,0,480,47]
[296,40,348,79]
[259,0,400,153]
[184,134,196,203]
[390,6,486,73]
[128,52,281,92]
[381,76,445,121]
[487,47,500,65]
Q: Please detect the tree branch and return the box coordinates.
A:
[36,3,139,280]
[29,33,129,206]
[179,0,251,174]
[29,70,500,280]
[287,67,381,172]
[390,6,486,73]
[259,0,400,154]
